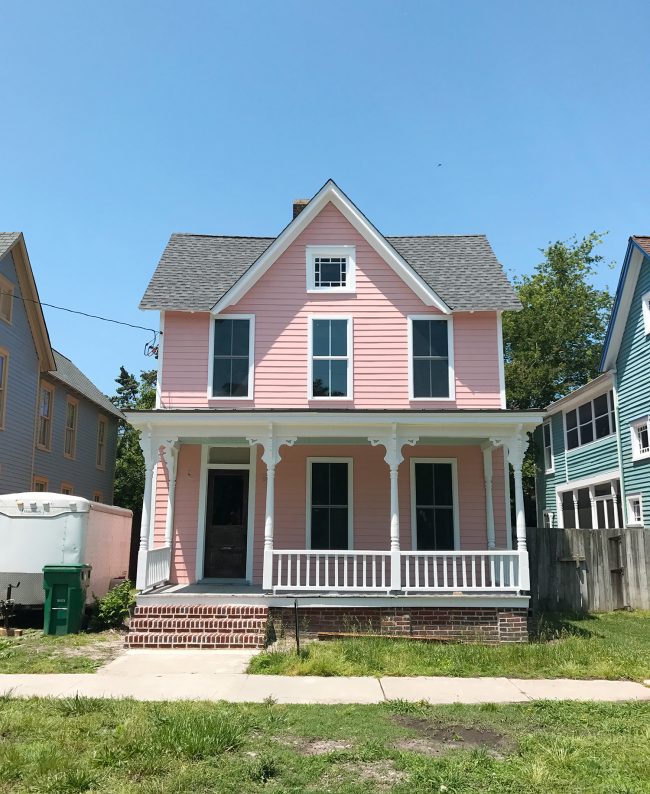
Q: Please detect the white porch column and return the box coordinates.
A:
[589,486,597,529]
[482,442,496,549]
[505,429,530,591]
[136,427,156,591]
[162,440,179,547]
[370,425,418,591]
[247,425,296,591]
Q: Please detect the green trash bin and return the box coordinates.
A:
[43,564,92,635]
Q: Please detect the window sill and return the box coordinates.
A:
[545,467,555,475]
[306,288,356,295]
[409,397,455,403]
[36,445,52,453]
[632,452,650,462]
[208,396,254,401]
[308,397,354,402]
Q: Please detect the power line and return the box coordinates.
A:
[1,289,159,356]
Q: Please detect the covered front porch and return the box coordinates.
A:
[128,409,541,600]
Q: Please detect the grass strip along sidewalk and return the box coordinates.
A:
[0,630,122,674]
[250,612,650,681]
[0,697,648,793]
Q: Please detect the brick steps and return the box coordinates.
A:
[125,604,269,649]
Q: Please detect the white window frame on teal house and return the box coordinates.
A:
[542,420,554,473]
[626,493,643,526]
[642,290,650,335]
[307,315,353,400]
[407,316,455,402]
[630,416,650,461]
[306,245,356,293]
[563,390,616,452]
[207,314,255,400]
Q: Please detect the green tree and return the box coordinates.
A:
[111,367,156,513]
[503,232,614,411]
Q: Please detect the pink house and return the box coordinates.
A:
[125,181,543,648]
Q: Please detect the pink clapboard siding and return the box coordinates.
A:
[160,202,503,410]
[169,443,507,585]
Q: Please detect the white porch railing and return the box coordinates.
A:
[272,551,391,592]
[271,549,528,594]
[142,545,172,591]
[401,550,524,592]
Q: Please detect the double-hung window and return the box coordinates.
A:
[306,246,356,293]
[310,317,351,398]
[308,459,352,550]
[412,460,457,550]
[37,383,54,450]
[565,390,616,450]
[211,316,254,399]
[627,494,643,526]
[409,317,453,399]
[64,397,78,458]
[96,415,107,469]
[631,417,650,460]
[0,276,13,324]
[542,420,554,472]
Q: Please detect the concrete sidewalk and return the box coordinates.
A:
[0,651,648,704]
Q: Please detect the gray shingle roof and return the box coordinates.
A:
[0,232,21,260]
[49,350,123,420]
[140,232,520,313]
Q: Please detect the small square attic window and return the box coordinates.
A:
[307,246,356,293]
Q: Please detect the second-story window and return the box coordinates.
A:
[0,349,7,430]
[0,276,14,324]
[310,317,351,399]
[543,420,554,472]
[565,390,615,450]
[211,316,254,399]
[64,397,78,458]
[306,246,356,293]
[409,317,453,399]
[96,415,107,469]
[37,383,54,450]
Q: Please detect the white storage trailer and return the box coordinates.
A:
[0,492,132,606]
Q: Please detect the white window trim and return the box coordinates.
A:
[543,419,555,473]
[642,290,650,336]
[0,275,14,324]
[307,315,353,401]
[63,396,78,460]
[0,347,8,431]
[630,416,650,461]
[96,414,107,470]
[409,457,460,551]
[563,390,615,454]
[207,314,255,401]
[626,493,643,526]
[407,315,455,402]
[306,457,354,549]
[306,245,356,293]
[195,445,257,583]
[37,381,55,452]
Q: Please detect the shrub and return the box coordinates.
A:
[89,580,135,630]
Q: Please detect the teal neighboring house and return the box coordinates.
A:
[536,235,650,530]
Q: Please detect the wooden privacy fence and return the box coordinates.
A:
[527,526,650,612]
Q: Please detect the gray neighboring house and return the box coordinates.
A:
[0,232,122,501]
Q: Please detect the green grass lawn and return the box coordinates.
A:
[0,630,123,674]
[249,611,650,682]
[0,697,648,793]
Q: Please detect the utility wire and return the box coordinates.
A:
[0,289,159,356]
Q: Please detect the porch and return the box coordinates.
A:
[129,410,542,600]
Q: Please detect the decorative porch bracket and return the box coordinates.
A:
[161,440,180,547]
[369,425,419,591]
[493,429,531,592]
[247,425,297,590]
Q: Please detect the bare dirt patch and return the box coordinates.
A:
[274,736,355,755]
[391,716,511,758]
[320,760,408,791]
[61,632,124,664]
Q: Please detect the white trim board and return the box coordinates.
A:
[210,180,450,315]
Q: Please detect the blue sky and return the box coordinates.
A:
[1,1,649,394]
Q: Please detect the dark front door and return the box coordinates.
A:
[204,470,249,579]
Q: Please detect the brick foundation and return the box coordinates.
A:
[269,606,529,644]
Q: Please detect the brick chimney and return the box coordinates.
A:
[293,199,310,219]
